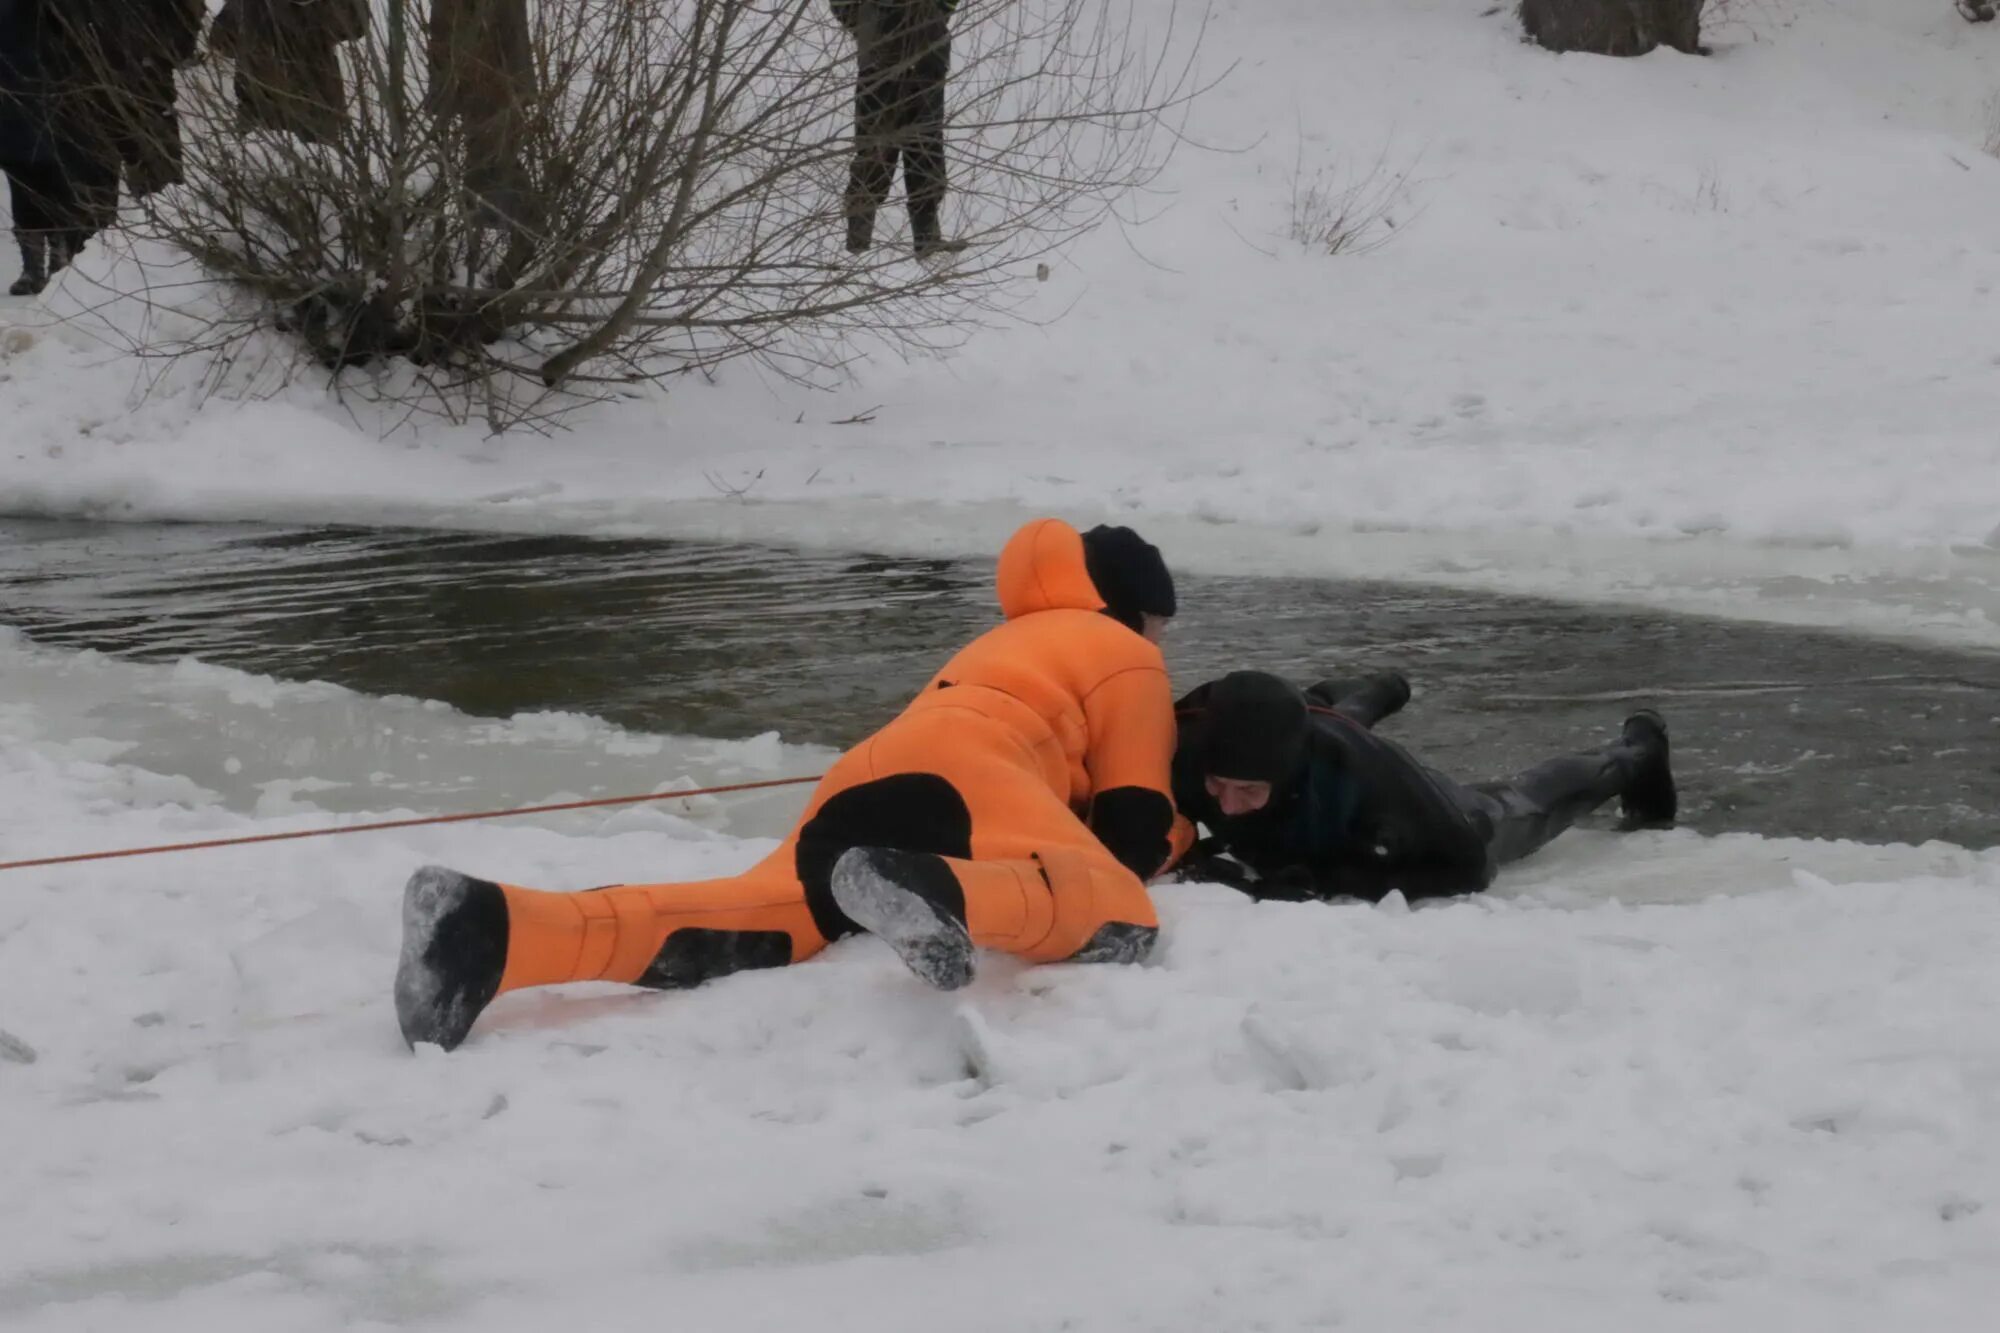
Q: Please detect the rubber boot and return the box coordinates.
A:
[846,212,874,255]
[910,203,966,260]
[8,235,47,297]
[830,846,976,990]
[1617,710,1678,830]
[395,866,509,1051]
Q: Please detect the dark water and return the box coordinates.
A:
[2,518,1996,848]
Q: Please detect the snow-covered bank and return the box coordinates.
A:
[6,637,2000,1331]
[6,0,2000,645]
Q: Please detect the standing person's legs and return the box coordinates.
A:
[6,163,58,294]
[54,153,120,268]
[1465,711,1676,868]
[901,59,955,255]
[845,70,902,253]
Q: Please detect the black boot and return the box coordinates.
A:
[910,203,966,260]
[1617,710,1678,830]
[394,865,509,1051]
[8,235,46,297]
[830,846,975,990]
[1312,670,1411,729]
[48,230,82,277]
[846,212,874,255]
[914,233,968,260]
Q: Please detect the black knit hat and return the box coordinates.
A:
[1200,671,1309,784]
[1080,525,1176,633]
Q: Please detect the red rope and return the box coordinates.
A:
[0,774,825,872]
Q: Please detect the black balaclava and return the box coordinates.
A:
[1201,671,1309,785]
[1080,525,1176,633]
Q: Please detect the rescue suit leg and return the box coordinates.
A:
[1466,710,1676,868]
[832,840,1160,990]
[394,858,827,1051]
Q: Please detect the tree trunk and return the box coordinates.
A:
[1518,0,1705,57]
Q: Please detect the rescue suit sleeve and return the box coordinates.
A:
[1081,664,1179,880]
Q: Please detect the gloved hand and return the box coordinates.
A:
[1173,852,1326,903]
[1171,850,1258,892]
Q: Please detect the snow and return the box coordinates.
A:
[4,0,2000,645]
[4,636,2000,1330]
[7,1,2000,1327]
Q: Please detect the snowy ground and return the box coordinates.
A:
[3,0,2000,645]
[8,1,2000,1327]
[6,633,2000,1332]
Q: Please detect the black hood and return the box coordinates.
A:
[1080,525,1176,633]
[1197,671,1309,785]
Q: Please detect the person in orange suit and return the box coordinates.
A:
[394,517,1181,1050]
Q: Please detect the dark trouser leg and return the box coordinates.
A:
[902,64,949,251]
[1308,671,1411,729]
[846,74,901,253]
[59,154,120,265]
[1464,737,1651,868]
[7,164,56,294]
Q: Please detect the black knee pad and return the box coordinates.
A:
[795,772,973,941]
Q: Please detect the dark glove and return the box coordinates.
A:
[1174,852,1325,903]
[1171,850,1258,892]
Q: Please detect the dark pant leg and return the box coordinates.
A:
[7,162,61,236]
[900,61,949,245]
[1464,738,1649,868]
[8,163,58,288]
[61,153,120,254]
[1308,672,1411,729]
[845,71,902,250]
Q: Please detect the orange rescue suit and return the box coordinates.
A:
[492,517,1179,997]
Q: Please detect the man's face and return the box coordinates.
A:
[1205,775,1272,816]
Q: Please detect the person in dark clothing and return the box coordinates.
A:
[1169,670,1678,903]
[209,0,367,144]
[0,0,119,296]
[832,0,966,259]
[78,0,205,200]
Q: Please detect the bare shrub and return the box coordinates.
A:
[1285,146,1415,257]
[65,0,1210,430]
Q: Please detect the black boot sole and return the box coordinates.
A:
[394,865,509,1051]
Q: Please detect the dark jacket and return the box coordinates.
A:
[71,0,203,195]
[1173,676,1492,903]
[211,0,365,143]
[428,0,533,225]
[833,0,954,78]
[0,0,74,166]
